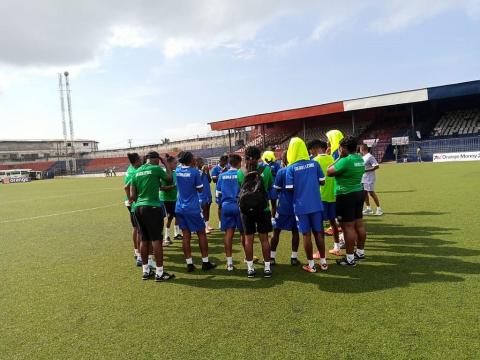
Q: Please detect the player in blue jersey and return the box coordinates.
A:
[216,154,245,271]
[176,151,216,272]
[286,137,328,273]
[270,151,300,266]
[211,154,229,229]
[196,158,213,233]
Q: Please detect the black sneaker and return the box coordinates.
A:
[336,257,356,267]
[247,269,256,278]
[142,271,152,280]
[270,258,276,266]
[202,261,217,271]
[155,272,176,282]
[263,269,272,278]
[186,264,196,272]
[174,234,183,240]
[290,257,299,266]
[354,251,366,261]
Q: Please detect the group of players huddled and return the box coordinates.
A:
[124,134,382,282]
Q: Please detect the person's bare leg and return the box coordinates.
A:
[313,231,326,259]
[364,190,370,207]
[140,240,149,265]
[354,219,367,250]
[303,232,313,260]
[259,233,271,262]
[291,230,300,252]
[340,222,357,255]
[369,191,380,207]
[270,229,281,252]
[224,229,234,258]
[330,219,340,244]
[197,229,209,258]
[132,228,137,252]
[244,235,254,261]
[182,229,192,259]
[152,240,163,267]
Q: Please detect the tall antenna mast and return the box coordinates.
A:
[58,73,70,172]
[64,71,77,173]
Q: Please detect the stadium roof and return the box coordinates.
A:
[209,80,480,131]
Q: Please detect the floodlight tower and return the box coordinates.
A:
[58,73,70,172]
[64,71,77,173]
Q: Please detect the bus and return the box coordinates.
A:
[0,169,44,183]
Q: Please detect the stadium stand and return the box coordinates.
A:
[83,157,130,173]
[432,109,480,137]
[0,161,56,172]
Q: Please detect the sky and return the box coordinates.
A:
[0,0,479,149]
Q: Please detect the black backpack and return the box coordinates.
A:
[238,167,268,215]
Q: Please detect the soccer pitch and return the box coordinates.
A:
[1,162,479,359]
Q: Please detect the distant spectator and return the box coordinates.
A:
[417,147,422,163]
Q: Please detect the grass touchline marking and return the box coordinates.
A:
[1,188,119,205]
[0,203,121,224]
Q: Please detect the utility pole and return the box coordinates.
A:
[58,73,70,172]
[128,139,132,148]
[64,71,77,173]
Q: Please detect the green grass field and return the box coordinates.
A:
[1,162,479,359]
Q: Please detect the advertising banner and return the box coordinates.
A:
[433,151,480,162]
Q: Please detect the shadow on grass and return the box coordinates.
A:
[376,190,416,194]
[157,220,480,293]
[386,211,449,216]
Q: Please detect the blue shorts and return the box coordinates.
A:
[176,212,205,232]
[322,202,336,221]
[268,188,278,201]
[274,213,298,231]
[296,211,324,234]
[220,203,243,232]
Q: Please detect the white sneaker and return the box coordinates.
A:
[363,208,373,215]
[375,208,384,216]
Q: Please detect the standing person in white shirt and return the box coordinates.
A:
[360,144,383,216]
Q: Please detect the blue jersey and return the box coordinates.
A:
[273,167,294,216]
[285,159,325,215]
[265,161,280,178]
[211,164,229,182]
[175,166,203,214]
[216,168,240,205]
[198,172,212,202]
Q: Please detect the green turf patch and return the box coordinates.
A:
[1,163,479,359]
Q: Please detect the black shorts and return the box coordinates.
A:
[336,191,364,223]
[126,206,137,228]
[163,201,176,218]
[135,206,165,241]
[241,210,273,236]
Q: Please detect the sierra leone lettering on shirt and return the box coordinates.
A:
[285,159,325,215]
[135,170,152,177]
[216,169,240,205]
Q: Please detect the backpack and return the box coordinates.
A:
[238,167,268,215]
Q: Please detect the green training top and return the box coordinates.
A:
[124,165,136,201]
[333,154,365,195]
[159,170,177,202]
[131,163,168,207]
[237,164,273,212]
[314,154,336,203]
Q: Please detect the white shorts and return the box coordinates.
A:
[363,182,375,192]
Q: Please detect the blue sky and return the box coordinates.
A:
[0,0,479,149]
